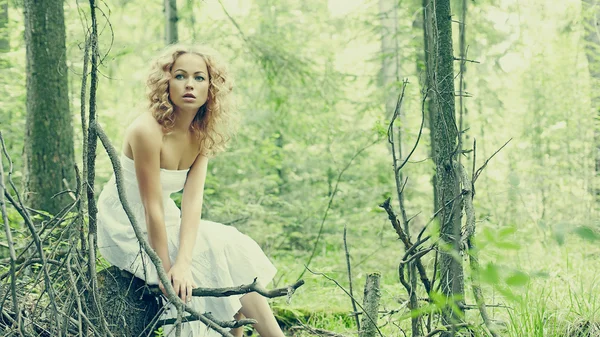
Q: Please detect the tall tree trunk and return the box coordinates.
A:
[421,0,439,215]
[24,0,75,214]
[427,0,465,334]
[582,0,600,214]
[165,0,178,44]
[0,0,8,52]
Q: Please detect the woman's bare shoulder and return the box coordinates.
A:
[123,113,164,155]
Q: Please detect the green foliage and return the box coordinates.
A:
[0,0,598,335]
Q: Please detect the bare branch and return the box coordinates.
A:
[344,224,361,332]
[472,138,512,185]
[146,277,304,299]
[458,163,501,337]
[0,132,23,335]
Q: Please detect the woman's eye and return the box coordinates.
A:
[175,74,185,80]
[195,76,205,81]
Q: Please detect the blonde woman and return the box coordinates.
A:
[97,44,283,337]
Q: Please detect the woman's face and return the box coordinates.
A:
[168,53,210,113]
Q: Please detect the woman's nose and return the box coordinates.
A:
[185,78,194,88]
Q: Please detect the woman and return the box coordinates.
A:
[97,44,283,337]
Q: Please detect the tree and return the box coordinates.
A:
[582,0,600,214]
[426,0,465,333]
[421,0,439,213]
[0,0,8,52]
[23,0,75,214]
[165,0,178,44]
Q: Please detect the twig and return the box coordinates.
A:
[452,57,479,64]
[85,3,113,335]
[147,277,304,299]
[458,161,500,337]
[343,224,361,332]
[159,313,256,329]
[392,81,427,175]
[0,132,22,335]
[379,198,432,293]
[472,138,511,185]
[65,255,83,336]
[0,136,62,335]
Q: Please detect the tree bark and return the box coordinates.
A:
[24,0,75,214]
[427,0,465,334]
[359,273,381,337]
[582,0,600,214]
[421,0,439,214]
[165,0,178,44]
[95,266,162,337]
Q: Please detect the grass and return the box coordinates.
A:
[265,217,600,337]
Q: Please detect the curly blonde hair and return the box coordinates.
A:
[146,44,235,155]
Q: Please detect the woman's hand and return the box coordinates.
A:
[159,261,196,303]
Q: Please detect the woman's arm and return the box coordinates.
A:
[128,123,172,273]
[176,152,209,265]
[166,152,207,302]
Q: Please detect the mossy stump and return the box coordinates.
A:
[94,266,161,337]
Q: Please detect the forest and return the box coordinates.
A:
[0,0,599,336]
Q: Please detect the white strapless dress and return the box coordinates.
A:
[97,155,277,336]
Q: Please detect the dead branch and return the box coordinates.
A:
[472,138,512,186]
[379,198,432,293]
[392,80,426,176]
[458,157,500,337]
[343,224,361,332]
[0,132,22,335]
[159,312,256,329]
[0,134,62,335]
[147,277,304,299]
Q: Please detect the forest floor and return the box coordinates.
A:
[268,224,600,337]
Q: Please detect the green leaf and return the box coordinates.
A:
[573,226,600,241]
[481,263,500,284]
[506,271,530,286]
[482,227,496,242]
[498,225,518,237]
[494,241,521,250]
[496,285,522,303]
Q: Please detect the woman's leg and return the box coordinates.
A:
[239,292,285,337]
[231,311,244,337]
